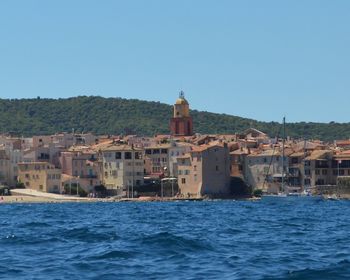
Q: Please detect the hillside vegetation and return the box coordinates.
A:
[0,96,349,141]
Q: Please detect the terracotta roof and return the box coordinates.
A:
[190,143,224,153]
[289,152,305,158]
[336,140,350,146]
[145,144,172,149]
[305,150,333,160]
[100,144,142,152]
[230,149,249,155]
[67,145,91,152]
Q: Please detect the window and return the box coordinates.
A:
[322,170,327,175]
[125,152,132,159]
[161,149,168,154]
[181,178,186,184]
[178,170,182,175]
[305,169,311,176]
[194,165,197,171]
[194,174,197,181]
[216,165,219,171]
[135,152,142,159]
[315,170,320,175]
[115,152,122,159]
[153,149,160,154]
[145,150,152,155]
[316,179,325,185]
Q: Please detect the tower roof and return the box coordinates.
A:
[175,90,189,105]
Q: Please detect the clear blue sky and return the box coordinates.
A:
[0,0,349,123]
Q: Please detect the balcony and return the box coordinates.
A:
[79,175,98,179]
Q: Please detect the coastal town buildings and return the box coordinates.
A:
[3,94,350,199]
[0,136,23,186]
[177,144,231,197]
[99,144,144,197]
[60,146,100,194]
[144,144,171,177]
[17,162,62,193]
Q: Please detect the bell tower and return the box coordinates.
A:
[170,91,193,136]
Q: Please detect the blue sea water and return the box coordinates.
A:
[1,198,350,280]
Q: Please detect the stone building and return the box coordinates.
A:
[177,144,231,197]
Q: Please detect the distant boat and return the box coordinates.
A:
[325,194,339,201]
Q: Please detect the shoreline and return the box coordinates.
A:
[0,195,261,204]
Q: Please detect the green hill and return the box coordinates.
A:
[0,96,349,141]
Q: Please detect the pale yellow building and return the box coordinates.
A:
[99,145,144,197]
[18,162,62,193]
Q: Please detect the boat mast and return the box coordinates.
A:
[282,117,286,193]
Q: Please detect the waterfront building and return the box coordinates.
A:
[177,144,231,197]
[170,91,193,137]
[144,144,171,177]
[288,152,305,191]
[0,150,10,186]
[0,137,23,186]
[244,147,293,193]
[304,150,335,187]
[60,146,100,193]
[99,144,144,197]
[168,142,193,178]
[33,133,99,149]
[17,162,62,193]
[230,147,249,178]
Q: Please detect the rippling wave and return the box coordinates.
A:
[1,199,350,279]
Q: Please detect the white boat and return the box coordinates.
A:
[325,194,339,201]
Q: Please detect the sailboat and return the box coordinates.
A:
[262,117,288,198]
[262,117,321,200]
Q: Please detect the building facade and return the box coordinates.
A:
[99,145,144,197]
[177,144,231,197]
[18,162,62,193]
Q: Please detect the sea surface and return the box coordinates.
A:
[1,198,350,280]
